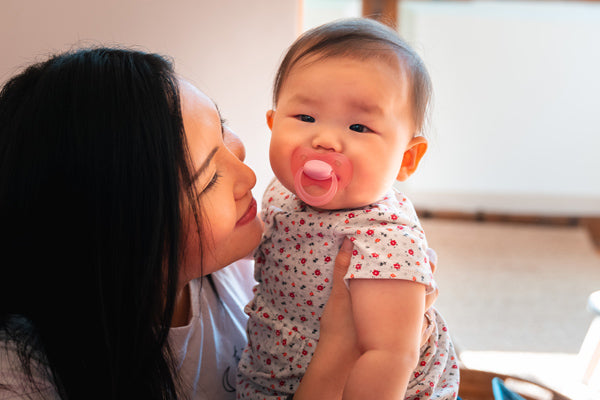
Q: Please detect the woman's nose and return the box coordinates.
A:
[233,159,256,199]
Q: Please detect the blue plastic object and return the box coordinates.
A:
[492,377,527,400]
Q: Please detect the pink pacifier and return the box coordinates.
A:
[291,148,352,207]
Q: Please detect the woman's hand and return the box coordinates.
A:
[293,238,359,400]
[422,247,439,345]
[293,240,439,399]
[319,238,360,352]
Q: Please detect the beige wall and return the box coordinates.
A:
[1,0,301,198]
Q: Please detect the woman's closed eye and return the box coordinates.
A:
[202,172,221,193]
[349,123,373,133]
[295,114,315,123]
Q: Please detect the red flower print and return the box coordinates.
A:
[352,249,358,256]
[348,212,355,218]
[295,244,301,250]
[391,214,398,220]
[289,292,295,298]
[278,315,284,320]
[266,359,271,365]
[394,263,401,269]
[314,269,321,276]
[317,285,324,291]
[306,233,312,238]
[372,270,380,276]
[355,263,362,270]
[324,256,331,263]
[300,258,306,264]
[366,229,374,236]
[408,249,414,255]
[390,240,397,246]
[371,253,379,258]
[306,300,313,306]
[279,248,285,253]
[263,313,269,318]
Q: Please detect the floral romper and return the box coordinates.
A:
[237,179,459,400]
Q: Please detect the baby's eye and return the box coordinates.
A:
[295,114,315,123]
[349,124,373,133]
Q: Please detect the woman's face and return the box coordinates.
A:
[179,80,263,287]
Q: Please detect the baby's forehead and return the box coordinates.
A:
[299,44,404,67]
[286,51,407,85]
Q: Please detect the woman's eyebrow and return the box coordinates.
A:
[214,103,226,137]
[191,146,219,184]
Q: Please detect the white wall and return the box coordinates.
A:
[397,1,600,215]
[303,1,600,216]
[302,0,361,31]
[1,0,300,199]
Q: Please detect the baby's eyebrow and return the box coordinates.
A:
[288,94,317,106]
[191,146,218,184]
[348,100,384,116]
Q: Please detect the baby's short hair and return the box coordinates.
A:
[273,18,432,136]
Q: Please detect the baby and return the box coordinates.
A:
[237,18,459,400]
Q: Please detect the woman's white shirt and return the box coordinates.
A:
[169,259,255,400]
[0,260,255,399]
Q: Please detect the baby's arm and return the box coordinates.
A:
[344,279,426,400]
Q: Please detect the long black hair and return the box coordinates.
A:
[0,48,199,398]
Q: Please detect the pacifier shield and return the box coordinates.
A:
[290,148,352,207]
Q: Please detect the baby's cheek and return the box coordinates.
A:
[271,159,294,191]
[351,172,390,204]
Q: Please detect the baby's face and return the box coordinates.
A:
[268,55,417,209]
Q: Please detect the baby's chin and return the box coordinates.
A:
[279,177,378,210]
[300,188,376,210]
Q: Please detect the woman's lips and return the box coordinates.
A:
[236,197,257,227]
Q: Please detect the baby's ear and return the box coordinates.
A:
[266,110,275,130]
[396,136,428,181]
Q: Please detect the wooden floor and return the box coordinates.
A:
[419,216,600,399]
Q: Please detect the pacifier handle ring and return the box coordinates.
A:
[294,167,338,207]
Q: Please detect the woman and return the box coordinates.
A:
[0,48,436,399]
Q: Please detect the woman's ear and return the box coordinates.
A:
[396,136,428,181]
[266,110,275,130]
